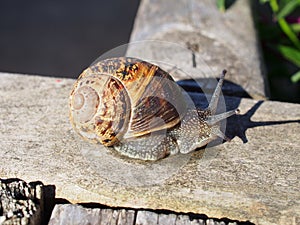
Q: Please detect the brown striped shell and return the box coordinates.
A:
[69,57,186,146]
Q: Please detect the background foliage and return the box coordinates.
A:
[217,0,300,103]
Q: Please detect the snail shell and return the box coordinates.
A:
[69,57,186,146]
[69,57,237,160]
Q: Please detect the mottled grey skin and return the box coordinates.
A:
[114,70,237,160]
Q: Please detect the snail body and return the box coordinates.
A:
[69,57,236,160]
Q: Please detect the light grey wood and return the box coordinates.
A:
[100,208,114,224]
[175,215,192,225]
[110,210,119,224]
[136,211,158,225]
[157,213,177,224]
[117,209,135,225]
[127,0,268,100]
[0,72,299,225]
[48,204,102,225]
[48,205,225,225]
[0,1,299,225]
[190,219,205,225]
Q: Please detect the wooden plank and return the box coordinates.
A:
[0,72,299,225]
[0,178,43,225]
[157,213,177,224]
[127,0,268,100]
[49,204,239,225]
[117,209,135,225]
[1,1,299,225]
[136,211,158,225]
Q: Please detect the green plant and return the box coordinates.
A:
[263,0,300,83]
[217,0,300,83]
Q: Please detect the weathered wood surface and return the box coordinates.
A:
[126,0,269,100]
[1,0,300,225]
[48,204,240,225]
[0,73,299,225]
[0,178,43,225]
[48,204,135,225]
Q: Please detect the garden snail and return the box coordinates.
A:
[69,57,237,160]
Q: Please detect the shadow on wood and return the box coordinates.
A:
[228,100,300,143]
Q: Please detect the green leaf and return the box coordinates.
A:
[276,45,300,67]
[277,0,300,19]
[279,0,297,7]
[278,18,300,49]
[216,0,225,12]
[291,70,300,82]
[291,23,300,33]
[268,0,300,50]
[269,0,279,12]
[259,0,270,4]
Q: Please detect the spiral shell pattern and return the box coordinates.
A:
[70,73,131,146]
[69,57,186,146]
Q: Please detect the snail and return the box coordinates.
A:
[69,57,237,161]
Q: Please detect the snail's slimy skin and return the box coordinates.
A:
[70,57,236,161]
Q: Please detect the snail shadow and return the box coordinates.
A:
[177,78,251,101]
[178,78,300,144]
[226,100,300,143]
